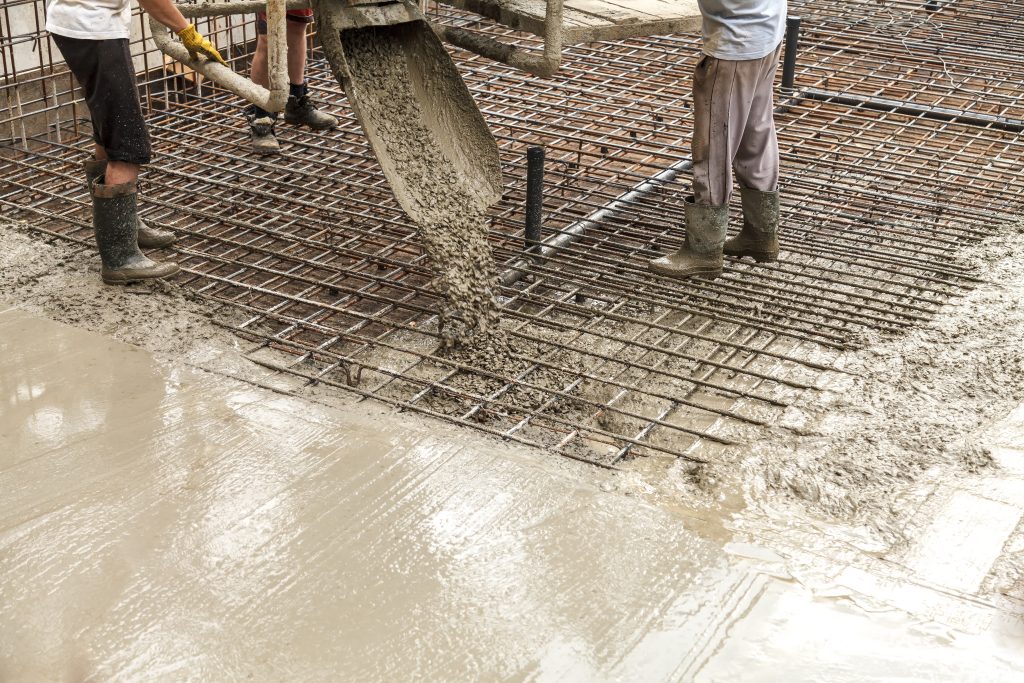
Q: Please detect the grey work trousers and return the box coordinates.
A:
[691,43,782,206]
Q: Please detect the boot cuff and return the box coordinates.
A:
[82,159,107,174]
[685,195,729,215]
[91,180,137,198]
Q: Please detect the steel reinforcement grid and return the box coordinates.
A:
[2,0,1023,466]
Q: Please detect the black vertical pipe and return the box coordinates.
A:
[781,16,802,91]
[525,146,545,251]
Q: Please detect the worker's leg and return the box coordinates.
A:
[252,15,309,87]
[51,35,178,283]
[246,23,281,155]
[251,33,269,88]
[77,45,173,248]
[733,44,782,194]
[283,13,338,130]
[104,160,139,185]
[727,44,783,262]
[87,145,137,184]
[649,54,740,280]
[286,19,307,85]
[692,55,752,207]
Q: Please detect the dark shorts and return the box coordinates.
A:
[256,9,314,34]
[51,35,152,165]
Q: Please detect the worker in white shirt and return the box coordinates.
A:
[650,0,787,280]
[46,0,226,284]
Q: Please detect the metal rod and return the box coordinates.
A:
[501,158,693,287]
[524,145,545,252]
[781,15,802,92]
[801,88,1024,134]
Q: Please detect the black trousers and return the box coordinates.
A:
[52,34,152,165]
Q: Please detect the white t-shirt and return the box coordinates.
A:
[698,0,787,61]
[46,0,133,41]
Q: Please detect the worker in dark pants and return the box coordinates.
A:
[245,8,338,155]
[46,0,226,284]
[650,0,786,280]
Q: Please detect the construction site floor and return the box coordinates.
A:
[3,302,1024,681]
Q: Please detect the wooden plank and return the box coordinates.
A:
[438,0,702,44]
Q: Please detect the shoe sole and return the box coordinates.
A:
[724,250,778,263]
[138,237,177,249]
[649,264,723,280]
[283,117,338,131]
[102,265,181,285]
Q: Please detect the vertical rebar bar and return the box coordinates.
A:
[781,16,802,92]
[525,145,545,252]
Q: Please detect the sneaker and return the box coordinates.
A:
[284,95,338,130]
[249,115,280,155]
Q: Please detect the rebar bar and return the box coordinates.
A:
[3,0,1024,466]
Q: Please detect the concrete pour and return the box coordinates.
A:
[338,25,507,357]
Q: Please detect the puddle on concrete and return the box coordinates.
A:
[695,574,1024,682]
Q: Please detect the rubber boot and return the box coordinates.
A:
[247,110,281,155]
[724,187,780,263]
[649,197,727,280]
[92,179,180,285]
[83,160,176,248]
[284,94,338,130]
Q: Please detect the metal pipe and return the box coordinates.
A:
[432,0,563,76]
[150,0,302,112]
[802,88,1024,133]
[501,157,693,287]
[781,15,801,92]
[524,145,545,252]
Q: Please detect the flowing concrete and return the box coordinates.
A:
[3,304,1024,681]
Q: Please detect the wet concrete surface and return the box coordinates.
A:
[3,304,1024,681]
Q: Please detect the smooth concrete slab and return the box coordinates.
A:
[0,307,745,680]
[3,307,1024,681]
[440,0,702,44]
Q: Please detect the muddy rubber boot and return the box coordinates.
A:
[284,95,338,130]
[724,188,780,263]
[248,113,281,155]
[92,179,180,285]
[83,160,176,249]
[649,197,727,280]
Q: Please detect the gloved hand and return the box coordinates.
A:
[176,24,228,67]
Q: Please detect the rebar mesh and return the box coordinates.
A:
[3,0,1023,465]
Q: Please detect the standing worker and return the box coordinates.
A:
[245,8,338,155]
[650,0,787,280]
[46,0,226,284]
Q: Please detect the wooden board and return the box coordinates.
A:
[439,0,702,44]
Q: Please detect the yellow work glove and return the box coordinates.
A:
[176,24,228,67]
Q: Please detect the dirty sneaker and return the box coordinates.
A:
[284,94,338,130]
[248,114,280,155]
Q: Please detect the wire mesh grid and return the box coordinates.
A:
[2,0,1023,465]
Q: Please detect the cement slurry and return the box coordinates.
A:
[3,305,1024,681]
[340,26,506,356]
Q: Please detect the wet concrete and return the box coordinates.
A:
[3,305,1024,680]
[330,22,506,354]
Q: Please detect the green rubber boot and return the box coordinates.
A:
[91,179,179,285]
[83,160,176,248]
[724,187,780,263]
[649,197,727,280]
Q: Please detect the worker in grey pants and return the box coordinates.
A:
[650,0,787,280]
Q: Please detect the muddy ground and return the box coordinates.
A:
[3,214,1023,578]
[0,219,317,393]
[621,219,1024,561]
